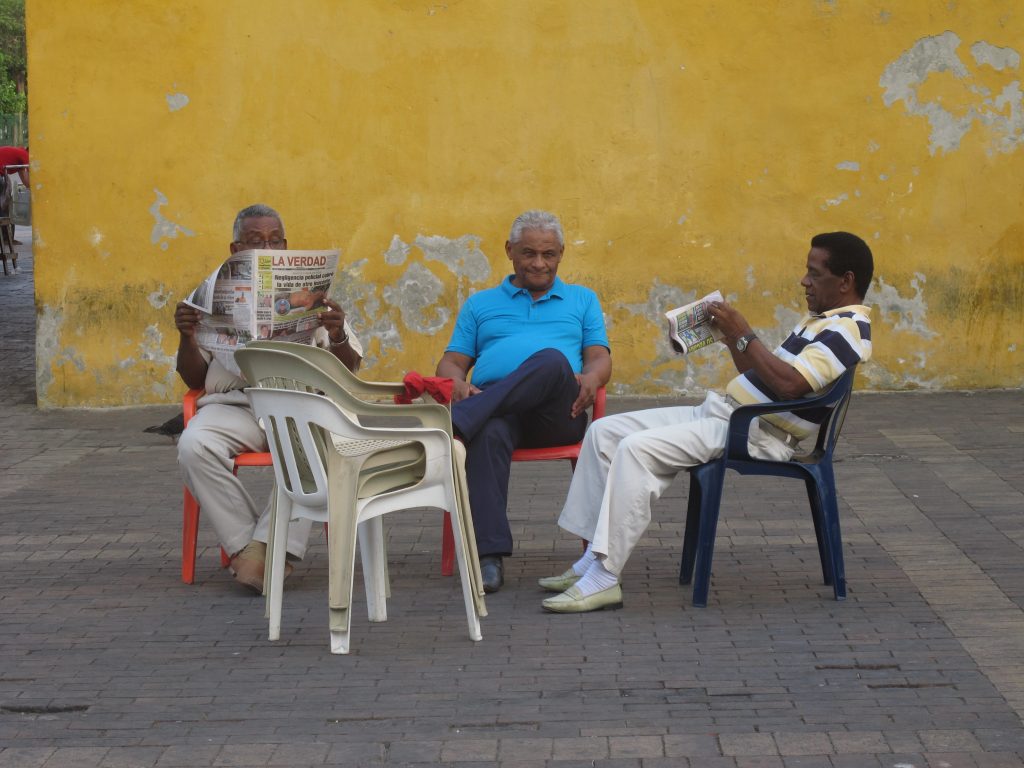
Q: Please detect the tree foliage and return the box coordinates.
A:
[0,0,25,114]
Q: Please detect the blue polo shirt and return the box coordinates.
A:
[445,275,610,388]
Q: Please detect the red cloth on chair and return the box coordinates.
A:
[395,372,455,405]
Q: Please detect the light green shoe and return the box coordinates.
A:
[542,584,623,613]
[537,568,581,593]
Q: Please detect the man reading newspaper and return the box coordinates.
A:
[539,232,874,613]
[174,204,363,592]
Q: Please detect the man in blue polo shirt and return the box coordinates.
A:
[436,210,612,593]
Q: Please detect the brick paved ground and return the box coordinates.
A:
[2,234,1023,767]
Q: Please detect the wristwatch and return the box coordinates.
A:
[736,333,757,352]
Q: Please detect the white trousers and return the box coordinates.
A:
[557,391,794,575]
[177,403,313,559]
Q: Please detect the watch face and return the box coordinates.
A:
[737,338,747,352]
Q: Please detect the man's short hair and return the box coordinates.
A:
[811,231,874,298]
[509,210,564,247]
[233,203,284,241]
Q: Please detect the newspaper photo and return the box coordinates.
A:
[184,248,340,375]
[665,290,724,354]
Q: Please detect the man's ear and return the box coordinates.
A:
[841,270,856,295]
[505,240,513,259]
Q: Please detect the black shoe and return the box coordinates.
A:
[479,555,504,594]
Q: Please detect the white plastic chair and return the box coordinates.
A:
[234,342,485,613]
[246,386,483,654]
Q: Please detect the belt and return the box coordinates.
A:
[724,394,800,448]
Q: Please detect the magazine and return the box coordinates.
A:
[665,290,724,354]
[184,248,339,375]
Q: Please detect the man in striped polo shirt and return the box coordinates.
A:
[541,231,874,613]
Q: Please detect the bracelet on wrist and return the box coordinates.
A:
[331,332,349,347]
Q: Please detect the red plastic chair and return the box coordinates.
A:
[439,386,607,575]
[180,388,273,584]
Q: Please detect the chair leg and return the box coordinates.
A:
[691,463,726,607]
[679,471,703,585]
[440,511,455,576]
[446,487,483,643]
[813,470,846,601]
[266,490,291,641]
[359,517,388,622]
[805,478,833,586]
[326,461,362,654]
[183,486,232,583]
[182,488,200,584]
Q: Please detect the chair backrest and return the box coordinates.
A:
[800,366,858,463]
[235,345,373,419]
[244,340,402,399]
[246,388,347,519]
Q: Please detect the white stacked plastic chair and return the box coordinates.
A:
[246,386,483,654]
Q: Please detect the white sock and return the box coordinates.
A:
[571,545,596,576]
[574,560,619,597]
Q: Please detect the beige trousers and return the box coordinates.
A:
[177,402,313,559]
[557,391,794,575]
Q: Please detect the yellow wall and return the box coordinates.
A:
[27,1,1024,406]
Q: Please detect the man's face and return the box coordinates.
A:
[506,228,564,297]
[800,246,850,314]
[230,216,287,254]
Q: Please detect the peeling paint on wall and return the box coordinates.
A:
[36,304,86,399]
[384,234,411,265]
[880,31,1023,155]
[148,190,195,251]
[166,92,190,111]
[147,287,171,309]
[971,41,1020,71]
[382,262,450,335]
[330,259,407,369]
[836,161,860,171]
[871,274,938,340]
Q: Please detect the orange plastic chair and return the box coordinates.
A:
[439,386,607,575]
[180,388,273,584]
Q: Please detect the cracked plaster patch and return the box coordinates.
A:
[330,259,406,369]
[871,274,937,340]
[382,262,449,335]
[880,31,1023,154]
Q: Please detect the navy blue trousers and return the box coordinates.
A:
[451,349,589,557]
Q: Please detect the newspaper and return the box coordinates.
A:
[665,290,724,354]
[184,248,339,375]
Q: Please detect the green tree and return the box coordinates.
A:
[0,0,25,114]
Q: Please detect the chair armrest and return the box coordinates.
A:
[183,389,205,426]
[361,400,455,435]
[724,368,855,462]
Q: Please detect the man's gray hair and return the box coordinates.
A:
[508,210,564,246]
[233,203,284,241]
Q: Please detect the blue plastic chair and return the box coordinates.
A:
[678,366,858,607]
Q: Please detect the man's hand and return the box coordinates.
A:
[572,345,612,418]
[174,301,203,339]
[571,371,601,419]
[317,299,348,343]
[451,379,483,402]
[708,300,753,343]
[436,351,480,402]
